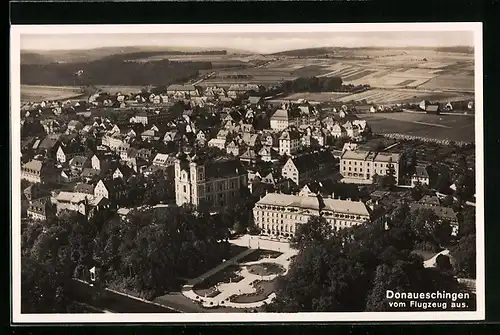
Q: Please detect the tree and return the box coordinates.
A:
[458,208,476,237]
[451,234,476,278]
[290,216,334,251]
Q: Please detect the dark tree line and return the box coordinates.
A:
[21,59,213,86]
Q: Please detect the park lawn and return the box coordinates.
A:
[238,249,283,263]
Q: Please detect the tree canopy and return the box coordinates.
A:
[268,212,463,312]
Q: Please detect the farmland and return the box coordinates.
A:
[360,112,475,143]
[21,85,86,102]
[331,89,473,105]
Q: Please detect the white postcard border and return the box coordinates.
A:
[10,22,484,323]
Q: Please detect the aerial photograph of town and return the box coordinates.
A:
[13,25,480,320]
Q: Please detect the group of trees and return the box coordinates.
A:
[21,203,239,312]
[266,208,470,312]
[281,77,343,93]
[450,207,476,279]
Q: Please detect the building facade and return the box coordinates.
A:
[340,150,400,184]
[253,193,370,238]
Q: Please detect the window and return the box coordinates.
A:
[348,167,351,171]
[360,168,363,172]
[374,163,377,167]
[354,167,357,172]
[354,161,357,166]
[343,167,346,171]
[349,161,352,165]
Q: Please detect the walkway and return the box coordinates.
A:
[181,235,297,309]
[423,249,450,268]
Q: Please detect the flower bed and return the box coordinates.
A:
[228,278,280,304]
[246,263,286,276]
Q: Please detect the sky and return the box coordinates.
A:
[21,31,474,54]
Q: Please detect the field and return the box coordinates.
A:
[331,89,473,104]
[283,92,351,102]
[360,112,475,143]
[21,85,85,102]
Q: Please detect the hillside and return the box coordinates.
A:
[271,47,338,57]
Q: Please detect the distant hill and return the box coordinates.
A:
[270,47,339,57]
[20,46,241,65]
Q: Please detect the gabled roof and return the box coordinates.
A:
[257,193,369,216]
[271,109,288,120]
[418,195,440,206]
[205,158,245,179]
[22,160,45,172]
[413,165,430,179]
[74,182,95,194]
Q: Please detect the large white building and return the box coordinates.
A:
[340,150,400,184]
[174,154,247,208]
[253,193,370,238]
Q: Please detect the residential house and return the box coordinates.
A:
[166,84,200,98]
[281,150,337,186]
[342,142,358,153]
[74,183,95,195]
[258,146,279,162]
[56,143,85,164]
[330,123,347,139]
[208,138,227,150]
[418,195,441,207]
[163,130,181,144]
[279,128,301,156]
[409,202,459,235]
[94,178,126,203]
[101,135,131,155]
[60,169,80,184]
[241,133,260,150]
[226,140,244,156]
[90,153,115,172]
[196,130,208,146]
[270,106,299,132]
[67,120,84,133]
[239,148,260,163]
[21,160,58,184]
[253,193,370,237]
[27,198,55,221]
[112,164,136,181]
[411,165,432,187]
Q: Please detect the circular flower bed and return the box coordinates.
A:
[246,262,285,276]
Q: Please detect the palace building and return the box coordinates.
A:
[253,193,370,238]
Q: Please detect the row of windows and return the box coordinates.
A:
[255,210,364,221]
[343,160,392,168]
